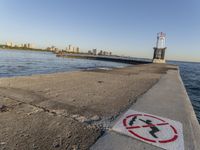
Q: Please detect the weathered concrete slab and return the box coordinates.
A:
[0,97,101,150]
[91,68,200,150]
[0,64,165,119]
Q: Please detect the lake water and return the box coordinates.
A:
[0,49,199,123]
[0,49,128,77]
[169,61,200,123]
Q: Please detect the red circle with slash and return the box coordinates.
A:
[123,114,178,143]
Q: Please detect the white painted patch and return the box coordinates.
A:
[112,109,184,150]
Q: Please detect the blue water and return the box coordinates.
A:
[0,49,129,77]
[169,61,200,123]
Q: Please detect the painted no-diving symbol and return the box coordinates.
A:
[123,113,178,143]
[112,110,184,150]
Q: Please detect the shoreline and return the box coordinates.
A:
[0,47,52,53]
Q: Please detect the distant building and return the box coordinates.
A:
[14,44,22,48]
[92,49,97,55]
[68,45,72,51]
[97,50,112,56]
[98,50,103,55]
[46,47,51,51]
[103,51,107,55]
[46,46,57,51]
[76,47,80,53]
[5,42,13,47]
[88,50,92,54]
[51,46,56,51]
[66,44,80,53]
[27,43,32,49]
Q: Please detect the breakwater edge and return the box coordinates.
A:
[169,61,200,123]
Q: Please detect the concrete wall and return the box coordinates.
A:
[91,66,200,150]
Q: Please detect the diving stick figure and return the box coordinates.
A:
[139,119,160,138]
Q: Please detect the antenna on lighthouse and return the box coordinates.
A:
[152,32,167,63]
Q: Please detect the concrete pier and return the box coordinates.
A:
[91,66,200,150]
[57,53,151,64]
[0,64,165,149]
[0,64,199,149]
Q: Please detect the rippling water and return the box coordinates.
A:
[169,61,200,123]
[0,49,128,77]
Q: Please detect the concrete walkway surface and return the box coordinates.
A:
[91,68,200,150]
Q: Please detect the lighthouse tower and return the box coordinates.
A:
[152,32,167,63]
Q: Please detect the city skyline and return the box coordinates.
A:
[1,0,200,62]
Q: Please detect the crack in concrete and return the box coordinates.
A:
[0,88,103,129]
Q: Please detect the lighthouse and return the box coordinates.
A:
[152,32,167,63]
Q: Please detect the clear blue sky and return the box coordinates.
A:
[0,0,200,62]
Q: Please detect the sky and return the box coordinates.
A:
[0,0,200,62]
